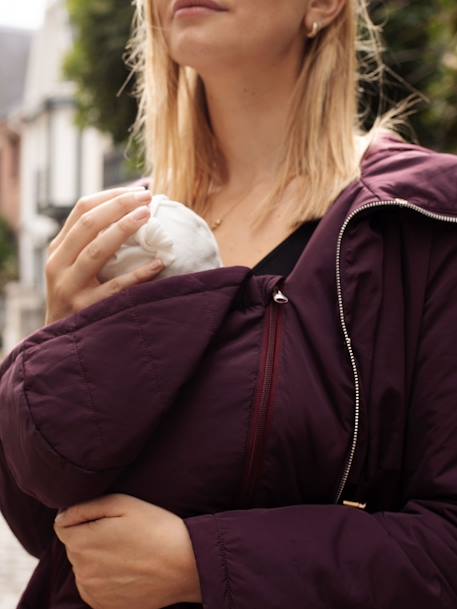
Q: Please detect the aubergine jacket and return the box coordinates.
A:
[1,133,457,609]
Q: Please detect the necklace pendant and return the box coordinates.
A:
[212,218,222,230]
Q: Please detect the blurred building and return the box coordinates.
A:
[1,0,114,353]
[0,26,32,355]
[0,26,31,232]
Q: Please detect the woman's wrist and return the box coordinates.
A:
[175,519,203,603]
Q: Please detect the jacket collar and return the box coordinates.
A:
[344,132,457,221]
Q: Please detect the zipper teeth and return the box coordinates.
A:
[334,197,457,504]
[243,298,282,503]
[256,308,277,436]
[245,307,275,488]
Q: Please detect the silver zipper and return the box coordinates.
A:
[273,288,289,304]
[334,197,457,504]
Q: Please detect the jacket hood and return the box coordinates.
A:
[352,132,457,218]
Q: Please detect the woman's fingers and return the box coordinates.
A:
[44,186,164,326]
[67,203,154,290]
[73,258,165,312]
[50,189,153,269]
[48,186,148,252]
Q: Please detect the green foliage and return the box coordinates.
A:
[63,0,457,154]
[371,0,457,152]
[0,217,18,292]
[63,0,137,146]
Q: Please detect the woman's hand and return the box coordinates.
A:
[45,186,165,325]
[53,494,202,609]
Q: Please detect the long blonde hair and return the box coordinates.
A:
[127,1,411,229]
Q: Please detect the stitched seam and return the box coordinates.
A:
[360,177,381,201]
[123,290,161,403]
[47,281,247,336]
[377,513,454,604]
[68,323,105,468]
[361,176,457,217]
[215,516,234,609]
[19,350,118,473]
[14,292,259,362]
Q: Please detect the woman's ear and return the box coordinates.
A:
[304,0,347,36]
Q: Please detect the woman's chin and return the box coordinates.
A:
[171,42,233,74]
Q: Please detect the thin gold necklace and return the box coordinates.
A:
[208,191,250,231]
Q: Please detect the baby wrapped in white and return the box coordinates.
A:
[98,193,223,283]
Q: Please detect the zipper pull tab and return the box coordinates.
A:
[273,288,289,304]
[343,500,367,510]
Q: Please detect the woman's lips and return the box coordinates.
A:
[175,6,221,16]
[172,1,228,18]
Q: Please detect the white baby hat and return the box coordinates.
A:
[97,194,223,283]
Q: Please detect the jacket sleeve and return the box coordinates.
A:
[0,434,56,558]
[0,269,249,510]
[183,226,457,609]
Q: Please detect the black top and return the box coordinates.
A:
[251,218,321,276]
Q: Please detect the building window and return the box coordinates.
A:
[10,137,20,179]
[35,168,49,211]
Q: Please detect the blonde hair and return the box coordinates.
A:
[127,1,412,229]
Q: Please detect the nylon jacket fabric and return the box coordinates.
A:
[1,133,457,608]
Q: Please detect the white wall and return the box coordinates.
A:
[51,104,78,206]
[81,128,110,196]
[23,0,74,113]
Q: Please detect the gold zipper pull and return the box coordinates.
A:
[343,500,367,510]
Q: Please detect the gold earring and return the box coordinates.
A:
[307,21,320,38]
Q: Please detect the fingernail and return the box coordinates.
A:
[150,259,164,271]
[55,509,66,523]
[134,190,152,202]
[131,206,150,221]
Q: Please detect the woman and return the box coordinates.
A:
[1,0,457,608]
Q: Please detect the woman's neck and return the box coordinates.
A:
[200,44,304,196]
